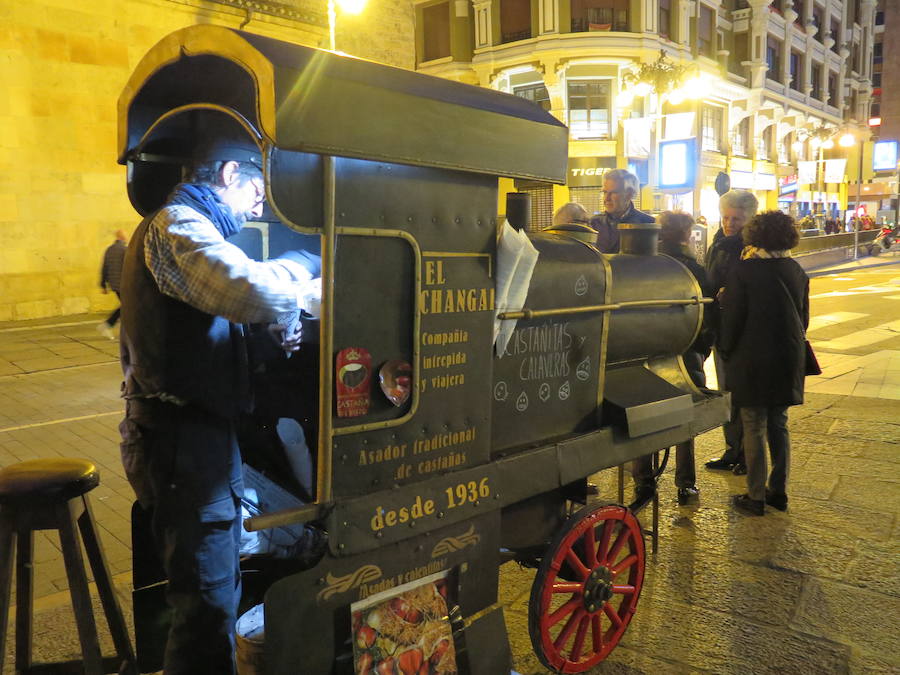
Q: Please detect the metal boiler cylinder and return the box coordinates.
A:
[605,224,703,365]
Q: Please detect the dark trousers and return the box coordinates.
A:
[740,406,790,502]
[631,349,704,488]
[713,348,744,463]
[631,442,696,488]
[104,292,121,327]
[121,400,242,675]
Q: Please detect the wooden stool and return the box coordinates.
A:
[0,458,137,675]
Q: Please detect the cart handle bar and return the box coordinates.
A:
[244,503,330,532]
[497,296,711,321]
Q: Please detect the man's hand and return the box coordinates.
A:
[270,310,303,356]
[268,322,303,354]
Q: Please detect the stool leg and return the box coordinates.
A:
[651,452,660,554]
[0,511,15,675]
[78,496,138,675]
[15,526,34,671]
[57,499,104,675]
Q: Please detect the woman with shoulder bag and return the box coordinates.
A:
[717,211,811,516]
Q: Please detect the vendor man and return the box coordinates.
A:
[590,168,655,253]
[118,127,321,675]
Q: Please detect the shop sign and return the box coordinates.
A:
[567,156,617,187]
[729,170,754,189]
[873,140,899,172]
[779,175,798,194]
[701,151,727,169]
[754,173,776,191]
[659,139,697,190]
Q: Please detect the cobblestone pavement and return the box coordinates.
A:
[1,260,898,673]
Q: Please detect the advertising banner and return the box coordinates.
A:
[797,161,817,185]
[823,159,847,184]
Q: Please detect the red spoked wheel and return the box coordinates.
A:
[528,503,645,673]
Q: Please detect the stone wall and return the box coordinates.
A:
[0,0,415,321]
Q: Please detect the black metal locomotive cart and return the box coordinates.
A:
[118,26,729,675]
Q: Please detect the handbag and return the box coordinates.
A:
[803,339,821,376]
[777,277,821,377]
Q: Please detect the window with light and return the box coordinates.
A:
[567,80,611,139]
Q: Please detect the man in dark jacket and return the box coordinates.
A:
[704,189,758,475]
[119,128,321,674]
[97,230,128,339]
[590,169,655,253]
[631,212,712,506]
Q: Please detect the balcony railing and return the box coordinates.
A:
[571,16,630,33]
[501,29,532,43]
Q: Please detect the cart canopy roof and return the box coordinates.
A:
[118,25,568,185]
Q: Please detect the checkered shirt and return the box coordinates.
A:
[144,205,318,324]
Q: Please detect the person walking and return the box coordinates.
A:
[704,190,758,476]
[717,211,809,516]
[97,229,128,339]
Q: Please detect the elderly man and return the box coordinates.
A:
[704,189,758,475]
[590,169,655,253]
[119,128,321,674]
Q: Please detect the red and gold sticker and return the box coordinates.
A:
[336,347,372,418]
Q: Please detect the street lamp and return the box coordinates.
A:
[616,50,701,209]
[838,129,871,259]
[793,125,838,224]
[327,0,366,52]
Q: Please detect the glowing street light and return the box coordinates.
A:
[328,0,367,52]
[617,50,702,200]
[796,125,840,220]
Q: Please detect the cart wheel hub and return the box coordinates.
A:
[583,566,613,612]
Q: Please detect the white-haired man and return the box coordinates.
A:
[704,189,759,476]
[590,169,655,253]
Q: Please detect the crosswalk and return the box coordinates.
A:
[702,280,900,399]
[804,282,900,400]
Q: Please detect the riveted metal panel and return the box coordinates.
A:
[325,161,497,499]
[265,511,502,674]
[491,233,606,454]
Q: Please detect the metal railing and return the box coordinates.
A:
[793,230,878,255]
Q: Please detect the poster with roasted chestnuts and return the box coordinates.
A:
[351,572,457,675]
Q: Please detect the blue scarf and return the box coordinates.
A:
[168,183,241,239]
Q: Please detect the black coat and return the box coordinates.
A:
[705,229,743,293]
[718,257,809,408]
[660,241,714,358]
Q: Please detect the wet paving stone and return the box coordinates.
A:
[642,550,805,627]
[824,417,900,444]
[843,540,900,597]
[615,594,851,675]
[792,577,900,670]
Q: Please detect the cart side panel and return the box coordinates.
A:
[330,162,497,499]
[491,233,606,454]
[264,511,504,674]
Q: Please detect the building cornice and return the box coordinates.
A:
[162,0,327,28]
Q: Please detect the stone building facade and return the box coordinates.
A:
[414,0,876,230]
[0,0,415,320]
